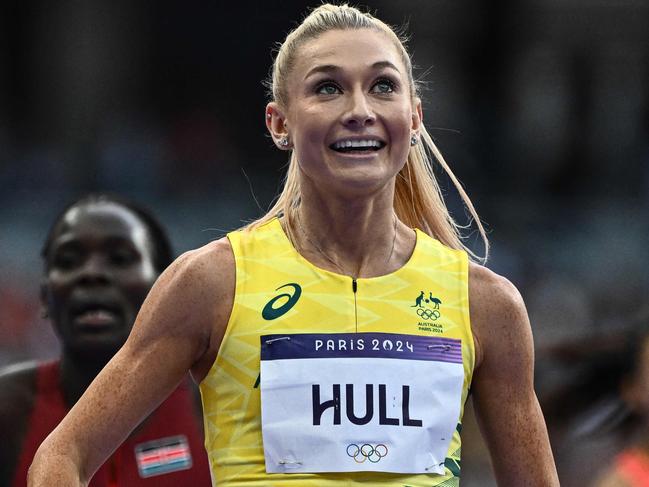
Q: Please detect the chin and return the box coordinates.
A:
[333,169,396,195]
[301,158,399,198]
[67,336,127,363]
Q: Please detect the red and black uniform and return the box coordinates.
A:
[11,361,211,487]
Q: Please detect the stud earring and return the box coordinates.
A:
[266,113,272,120]
[279,136,290,148]
[410,134,418,146]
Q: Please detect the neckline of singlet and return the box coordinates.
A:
[269,217,426,283]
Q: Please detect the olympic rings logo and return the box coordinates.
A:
[417,308,440,321]
[346,443,388,463]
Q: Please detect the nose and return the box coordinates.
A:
[77,255,111,286]
[342,89,376,128]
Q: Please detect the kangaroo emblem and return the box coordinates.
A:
[428,292,441,309]
[411,291,425,307]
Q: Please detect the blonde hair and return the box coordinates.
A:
[248,3,488,262]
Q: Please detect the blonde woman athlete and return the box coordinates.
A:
[28,5,559,486]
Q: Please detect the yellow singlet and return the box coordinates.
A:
[199,218,474,486]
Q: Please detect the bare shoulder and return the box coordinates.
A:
[0,360,38,384]
[468,262,530,369]
[138,236,235,380]
[159,236,234,295]
[0,361,38,415]
[468,262,525,320]
[467,265,559,485]
[143,236,234,317]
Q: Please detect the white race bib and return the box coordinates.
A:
[260,332,464,474]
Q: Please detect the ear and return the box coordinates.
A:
[266,102,291,150]
[411,97,423,134]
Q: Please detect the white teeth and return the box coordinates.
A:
[333,139,382,150]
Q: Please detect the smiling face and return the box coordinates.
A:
[42,201,159,361]
[273,28,421,197]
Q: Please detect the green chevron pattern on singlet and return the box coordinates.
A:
[199,218,475,486]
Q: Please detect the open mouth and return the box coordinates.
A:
[71,303,123,329]
[330,139,386,153]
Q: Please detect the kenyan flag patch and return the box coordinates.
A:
[135,435,193,478]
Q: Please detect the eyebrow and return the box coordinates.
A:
[303,60,401,80]
[52,234,135,249]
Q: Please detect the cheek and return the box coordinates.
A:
[387,112,414,158]
[293,103,334,137]
[118,265,157,306]
[292,123,329,172]
[43,276,71,310]
[389,107,414,136]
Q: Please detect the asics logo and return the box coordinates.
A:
[262,283,302,320]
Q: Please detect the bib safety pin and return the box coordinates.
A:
[427,344,451,352]
[265,336,291,345]
[278,460,303,469]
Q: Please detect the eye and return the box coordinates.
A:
[50,242,83,270]
[371,78,395,94]
[52,249,82,270]
[110,247,139,267]
[316,81,342,95]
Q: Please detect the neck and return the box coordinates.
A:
[59,349,112,407]
[293,183,415,278]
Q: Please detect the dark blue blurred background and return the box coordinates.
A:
[1,4,648,474]
[2,0,648,363]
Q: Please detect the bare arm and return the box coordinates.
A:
[469,263,559,486]
[28,239,234,486]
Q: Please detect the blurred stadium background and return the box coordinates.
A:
[1,1,648,484]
